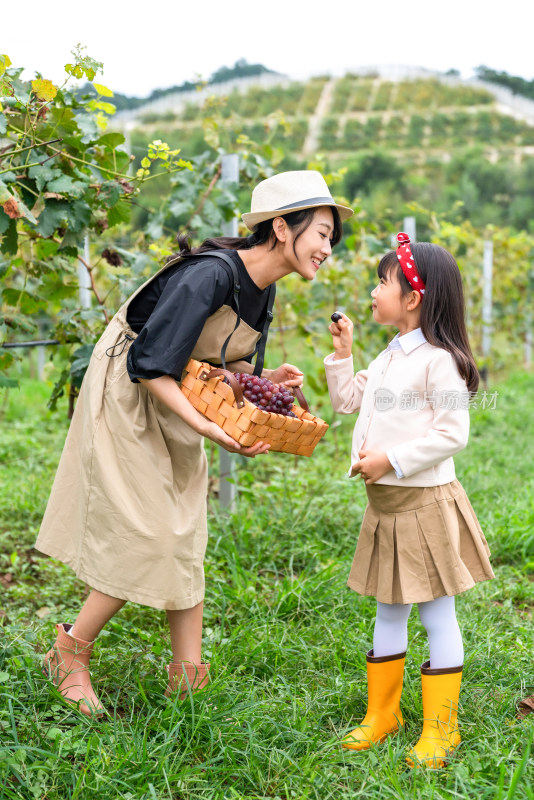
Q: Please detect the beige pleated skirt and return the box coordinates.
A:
[347,480,494,604]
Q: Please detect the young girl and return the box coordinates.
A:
[324,232,494,768]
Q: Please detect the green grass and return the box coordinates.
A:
[0,371,533,799]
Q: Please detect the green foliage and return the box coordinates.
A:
[476,65,534,102]
[0,371,533,798]
[0,51,193,390]
[3,56,534,399]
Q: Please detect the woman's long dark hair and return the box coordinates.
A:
[173,206,342,261]
[378,243,479,393]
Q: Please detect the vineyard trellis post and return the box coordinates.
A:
[403,216,416,242]
[482,239,493,363]
[78,235,92,310]
[218,153,240,509]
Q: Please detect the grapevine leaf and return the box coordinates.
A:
[28,164,62,192]
[0,351,14,370]
[89,100,116,115]
[96,132,125,148]
[35,201,70,237]
[0,217,17,254]
[2,289,41,314]
[16,198,37,225]
[47,367,70,411]
[58,230,80,256]
[0,55,12,77]
[70,344,94,387]
[31,79,57,102]
[0,113,6,134]
[73,111,99,143]
[0,373,18,388]
[0,181,11,204]
[99,181,121,208]
[47,175,86,197]
[65,63,83,79]
[67,200,92,232]
[107,201,131,228]
[93,82,113,97]
[0,209,10,234]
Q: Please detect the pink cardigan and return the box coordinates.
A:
[324,332,471,487]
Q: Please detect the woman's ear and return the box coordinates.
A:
[272,216,287,243]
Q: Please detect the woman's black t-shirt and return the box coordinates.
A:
[126,250,270,382]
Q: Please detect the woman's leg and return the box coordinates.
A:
[44,589,125,716]
[417,595,463,669]
[71,589,126,641]
[165,600,208,698]
[166,600,204,663]
[373,601,413,657]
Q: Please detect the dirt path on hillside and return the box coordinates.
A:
[302,78,337,156]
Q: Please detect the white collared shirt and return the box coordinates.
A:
[324,328,471,487]
[384,327,427,354]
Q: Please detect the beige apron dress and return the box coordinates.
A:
[347,479,494,605]
[35,257,262,610]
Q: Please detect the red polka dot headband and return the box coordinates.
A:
[396,232,425,298]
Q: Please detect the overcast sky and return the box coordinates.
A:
[4,0,534,97]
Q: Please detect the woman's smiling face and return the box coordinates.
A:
[283,206,335,280]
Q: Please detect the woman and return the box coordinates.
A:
[36,170,353,716]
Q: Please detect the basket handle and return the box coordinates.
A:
[293,386,309,413]
[199,367,310,413]
[198,368,246,408]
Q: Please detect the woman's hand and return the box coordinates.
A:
[203,421,271,457]
[350,450,393,484]
[140,376,270,457]
[268,363,304,388]
[328,313,354,360]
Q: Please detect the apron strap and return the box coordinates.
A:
[252,282,275,376]
[193,250,275,375]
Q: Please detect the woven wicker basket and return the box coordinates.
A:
[181,359,328,456]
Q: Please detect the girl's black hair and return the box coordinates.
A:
[378,244,479,393]
[173,205,342,261]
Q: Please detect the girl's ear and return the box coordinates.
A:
[272,216,288,243]
[406,291,422,311]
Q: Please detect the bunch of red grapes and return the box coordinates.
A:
[234,374,297,417]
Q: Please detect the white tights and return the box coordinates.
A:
[372,595,464,669]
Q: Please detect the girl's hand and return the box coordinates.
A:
[268,363,304,388]
[350,450,392,484]
[203,421,271,457]
[328,313,354,360]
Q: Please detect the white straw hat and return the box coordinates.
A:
[241,170,353,230]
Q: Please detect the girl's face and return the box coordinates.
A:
[283,207,334,280]
[371,269,411,327]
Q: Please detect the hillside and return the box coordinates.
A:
[118,71,534,232]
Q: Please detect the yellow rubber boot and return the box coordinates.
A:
[342,650,406,751]
[406,661,462,769]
